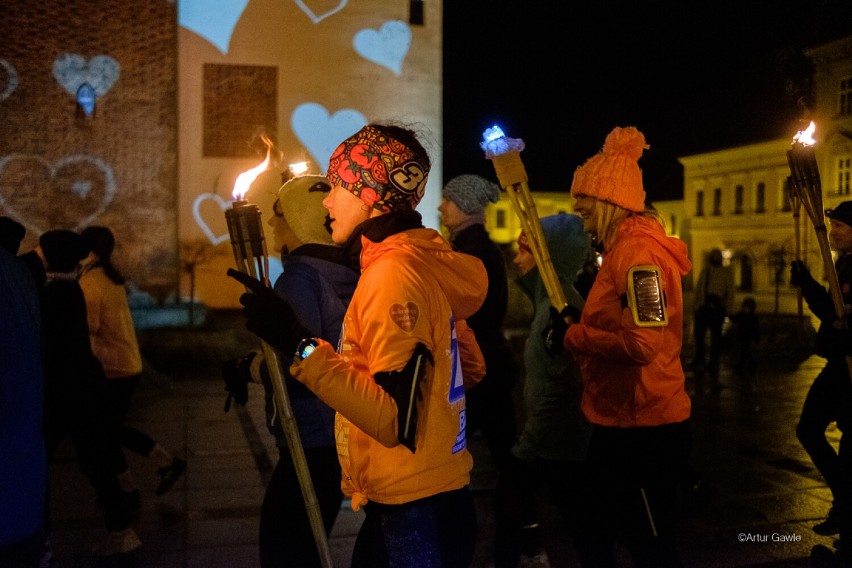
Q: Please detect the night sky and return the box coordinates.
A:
[442,1,852,201]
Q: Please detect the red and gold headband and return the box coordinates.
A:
[326,125,429,213]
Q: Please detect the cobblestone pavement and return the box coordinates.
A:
[44,318,837,567]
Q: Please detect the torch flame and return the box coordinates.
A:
[289,161,309,177]
[232,137,274,200]
[793,121,816,147]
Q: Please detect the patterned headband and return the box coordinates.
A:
[326,125,429,213]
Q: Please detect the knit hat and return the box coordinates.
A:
[40,229,87,272]
[442,174,500,214]
[326,125,430,213]
[570,126,649,213]
[826,201,852,227]
[277,175,334,245]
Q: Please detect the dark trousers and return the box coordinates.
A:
[259,445,342,568]
[495,455,599,568]
[43,395,130,533]
[102,374,157,474]
[693,305,724,369]
[351,487,477,568]
[797,365,844,502]
[464,346,519,471]
[584,420,692,568]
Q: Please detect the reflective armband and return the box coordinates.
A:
[626,265,668,327]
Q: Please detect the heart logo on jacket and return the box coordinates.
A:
[389,302,419,333]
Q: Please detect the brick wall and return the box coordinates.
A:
[0,0,178,298]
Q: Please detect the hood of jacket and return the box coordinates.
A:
[617,215,691,277]
[360,227,487,321]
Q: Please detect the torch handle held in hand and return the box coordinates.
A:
[227,206,333,567]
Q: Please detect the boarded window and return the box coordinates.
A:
[203,64,277,157]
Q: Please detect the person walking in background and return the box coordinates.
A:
[691,248,735,375]
[439,173,519,473]
[0,218,46,568]
[230,124,487,567]
[790,201,852,567]
[79,227,186,505]
[500,214,597,568]
[221,174,358,567]
[37,229,140,557]
[729,296,761,378]
[544,126,693,567]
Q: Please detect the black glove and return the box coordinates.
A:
[221,353,255,412]
[541,305,575,357]
[790,261,816,288]
[227,269,311,354]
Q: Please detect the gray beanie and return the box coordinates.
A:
[442,174,500,214]
[277,175,334,246]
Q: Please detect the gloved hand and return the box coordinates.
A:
[227,268,311,355]
[221,353,255,412]
[541,305,576,357]
[790,260,816,288]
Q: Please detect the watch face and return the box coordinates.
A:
[300,342,317,359]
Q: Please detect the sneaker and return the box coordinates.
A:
[39,539,53,568]
[518,551,551,568]
[91,528,142,556]
[156,457,187,495]
[815,507,841,536]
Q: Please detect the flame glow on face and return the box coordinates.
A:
[232,137,273,200]
[793,121,816,146]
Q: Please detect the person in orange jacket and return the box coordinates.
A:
[230,123,486,568]
[543,126,693,568]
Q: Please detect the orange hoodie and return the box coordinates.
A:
[565,216,692,427]
[291,228,486,509]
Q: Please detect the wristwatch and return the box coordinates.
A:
[295,338,320,361]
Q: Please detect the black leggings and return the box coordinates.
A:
[102,374,158,474]
[584,420,692,568]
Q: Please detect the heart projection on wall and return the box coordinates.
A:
[0,59,18,102]
[291,103,367,171]
[294,0,348,23]
[0,154,116,234]
[353,20,411,74]
[192,193,230,245]
[52,54,120,98]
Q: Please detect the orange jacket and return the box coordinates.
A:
[291,228,486,509]
[565,216,692,427]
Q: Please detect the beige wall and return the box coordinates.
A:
[180,0,443,308]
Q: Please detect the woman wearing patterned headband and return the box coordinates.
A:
[543,126,693,567]
[230,124,487,567]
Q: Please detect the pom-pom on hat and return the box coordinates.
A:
[442,174,500,214]
[277,175,334,246]
[570,126,649,213]
[40,229,87,273]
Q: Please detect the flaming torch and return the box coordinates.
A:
[480,126,569,316]
[786,121,852,383]
[224,141,334,567]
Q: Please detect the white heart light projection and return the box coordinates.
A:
[0,154,116,234]
[353,20,411,74]
[178,0,249,54]
[52,54,120,97]
[294,0,348,23]
[192,193,231,245]
[291,103,367,171]
[0,59,18,102]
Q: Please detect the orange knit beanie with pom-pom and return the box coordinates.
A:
[570,126,649,212]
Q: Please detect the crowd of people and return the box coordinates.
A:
[2,121,851,568]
